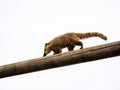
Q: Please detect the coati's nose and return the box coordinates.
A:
[43,53,47,57]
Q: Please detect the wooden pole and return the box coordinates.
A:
[0,41,120,78]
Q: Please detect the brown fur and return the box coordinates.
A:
[43,32,107,56]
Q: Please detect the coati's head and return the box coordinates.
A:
[43,43,51,57]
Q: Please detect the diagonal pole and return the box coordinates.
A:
[0,41,120,78]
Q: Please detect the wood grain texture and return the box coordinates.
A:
[0,41,120,78]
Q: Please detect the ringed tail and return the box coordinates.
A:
[76,32,107,40]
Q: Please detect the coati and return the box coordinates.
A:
[43,32,107,56]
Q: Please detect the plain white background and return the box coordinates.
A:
[0,0,120,90]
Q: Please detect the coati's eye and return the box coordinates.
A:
[44,43,49,51]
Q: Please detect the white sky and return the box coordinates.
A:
[0,0,120,90]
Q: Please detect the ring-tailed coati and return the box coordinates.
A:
[43,32,107,56]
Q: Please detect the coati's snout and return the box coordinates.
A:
[43,53,47,57]
[43,43,51,57]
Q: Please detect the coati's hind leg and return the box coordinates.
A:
[73,41,83,49]
[67,41,83,51]
[79,41,83,49]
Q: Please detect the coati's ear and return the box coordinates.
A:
[45,42,50,45]
[45,43,47,45]
[45,43,49,47]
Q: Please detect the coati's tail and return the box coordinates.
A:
[76,32,107,40]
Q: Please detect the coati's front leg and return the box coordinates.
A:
[53,49,62,55]
[67,45,75,51]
